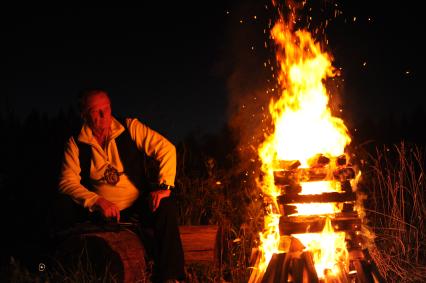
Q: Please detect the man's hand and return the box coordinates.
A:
[93,197,120,222]
[150,189,171,212]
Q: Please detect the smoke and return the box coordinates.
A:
[223,0,350,171]
[223,0,277,173]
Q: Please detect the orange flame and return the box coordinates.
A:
[265,22,350,168]
[251,5,353,282]
[294,218,349,277]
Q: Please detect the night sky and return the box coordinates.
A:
[1,0,425,143]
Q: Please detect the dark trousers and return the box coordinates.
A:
[121,196,185,282]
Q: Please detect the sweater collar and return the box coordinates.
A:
[77,116,125,145]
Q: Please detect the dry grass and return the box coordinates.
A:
[174,142,264,282]
[1,252,125,283]
[3,142,426,282]
[359,142,426,282]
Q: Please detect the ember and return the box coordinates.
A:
[249,1,383,282]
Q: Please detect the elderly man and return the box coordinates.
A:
[59,89,184,283]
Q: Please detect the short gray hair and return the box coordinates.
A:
[78,89,110,113]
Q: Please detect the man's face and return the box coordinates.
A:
[84,93,112,134]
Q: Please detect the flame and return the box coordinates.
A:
[294,181,342,216]
[251,4,353,282]
[294,218,349,277]
[266,23,350,168]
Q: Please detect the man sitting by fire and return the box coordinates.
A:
[58,89,184,283]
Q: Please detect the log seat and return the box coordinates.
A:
[54,223,219,283]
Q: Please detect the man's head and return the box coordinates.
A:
[79,90,112,135]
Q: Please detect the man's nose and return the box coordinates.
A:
[99,110,104,118]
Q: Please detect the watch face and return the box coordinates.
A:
[160,183,171,190]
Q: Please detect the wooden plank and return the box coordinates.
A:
[278,192,356,204]
[274,166,356,184]
[179,225,219,263]
[261,253,286,283]
[279,216,361,235]
[301,251,319,282]
[353,259,374,283]
[290,257,305,282]
[281,204,298,216]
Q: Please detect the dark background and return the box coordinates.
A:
[1,0,425,143]
[1,0,425,275]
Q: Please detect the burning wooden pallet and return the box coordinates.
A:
[259,156,384,283]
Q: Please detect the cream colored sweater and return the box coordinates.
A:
[59,117,176,211]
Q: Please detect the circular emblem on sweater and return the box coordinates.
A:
[104,165,121,185]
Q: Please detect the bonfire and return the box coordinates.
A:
[249,1,383,282]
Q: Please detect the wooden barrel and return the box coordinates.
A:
[55,228,147,283]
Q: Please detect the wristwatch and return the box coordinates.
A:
[159,183,174,190]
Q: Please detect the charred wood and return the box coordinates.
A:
[273,170,297,186]
[273,168,328,184]
[279,184,302,194]
[301,251,319,283]
[310,154,330,167]
[275,160,301,170]
[333,167,356,181]
[346,231,366,251]
[289,237,306,252]
[341,180,353,193]
[274,166,356,184]
[349,249,385,282]
[290,257,304,282]
[336,155,347,166]
[342,202,355,212]
[281,204,298,216]
[353,259,375,283]
[261,253,286,283]
[362,249,386,282]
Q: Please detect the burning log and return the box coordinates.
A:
[281,204,298,216]
[346,232,366,251]
[301,251,319,282]
[274,166,356,184]
[278,191,356,204]
[342,202,355,212]
[261,253,287,283]
[266,158,381,282]
[289,236,306,252]
[336,155,347,166]
[280,184,302,194]
[352,260,375,283]
[261,250,320,283]
[290,256,305,282]
[276,160,301,170]
[273,171,297,185]
[279,216,361,235]
[359,249,386,282]
[333,167,356,182]
[341,180,353,193]
[274,168,329,183]
[310,154,330,167]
